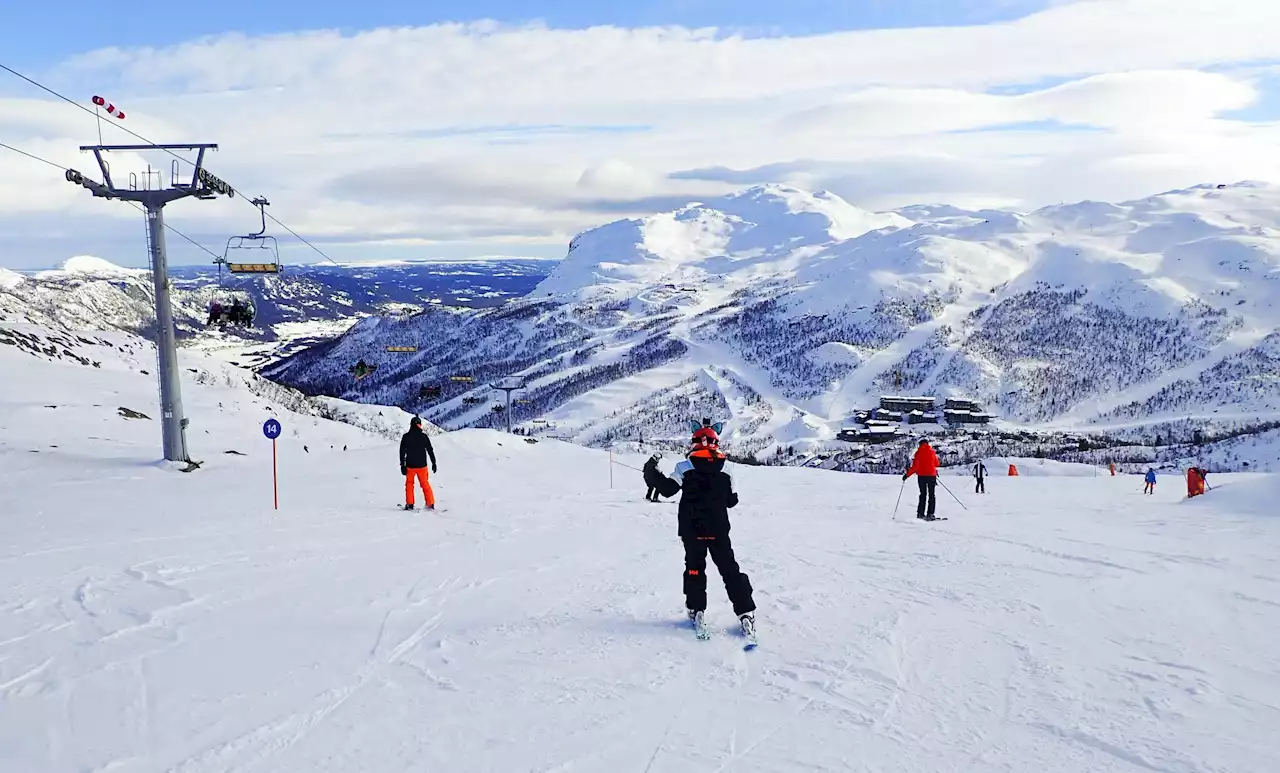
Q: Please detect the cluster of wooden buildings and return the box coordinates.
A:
[837,395,992,443]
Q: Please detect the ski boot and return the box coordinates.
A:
[690,609,710,640]
[739,612,758,649]
[403,504,415,511]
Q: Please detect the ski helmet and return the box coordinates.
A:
[691,424,719,449]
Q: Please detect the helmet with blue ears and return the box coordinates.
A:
[688,417,724,449]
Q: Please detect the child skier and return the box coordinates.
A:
[400,416,438,511]
[1143,468,1156,495]
[644,420,757,642]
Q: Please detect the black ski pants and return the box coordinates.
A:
[683,535,755,616]
[917,475,937,517]
[975,476,985,494]
[646,486,658,501]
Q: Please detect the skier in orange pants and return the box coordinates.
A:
[400,416,437,511]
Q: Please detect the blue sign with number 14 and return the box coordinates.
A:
[263,418,282,439]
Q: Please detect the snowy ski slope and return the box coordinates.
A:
[2,324,1280,771]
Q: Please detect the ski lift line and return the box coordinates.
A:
[0,139,222,261]
[0,141,65,170]
[0,63,198,166]
[0,61,344,269]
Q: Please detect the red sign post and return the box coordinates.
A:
[263,419,282,510]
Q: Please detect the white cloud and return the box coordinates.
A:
[781,71,1259,137]
[1,0,1278,267]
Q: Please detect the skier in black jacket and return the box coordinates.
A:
[644,420,756,640]
[642,453,662,502]
[399,416,437,511]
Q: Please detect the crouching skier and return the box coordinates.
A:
[644,419,757,645]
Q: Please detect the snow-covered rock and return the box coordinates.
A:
[0,267,25,290]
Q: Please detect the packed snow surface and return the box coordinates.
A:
[2,328,1279,772]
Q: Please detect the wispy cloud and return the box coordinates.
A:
[1,0,1278,267]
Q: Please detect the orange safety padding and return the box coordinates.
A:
[405,466,435,507]
[1109,463,1116,476]
[1008,464,1019,476]
[1186,468,1205,498]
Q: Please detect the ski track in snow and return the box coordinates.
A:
[3,338,1280,772]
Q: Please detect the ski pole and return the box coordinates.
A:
[892,477,906,520]
[937,477,969,511]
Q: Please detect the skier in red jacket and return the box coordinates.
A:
[903,439,941,520]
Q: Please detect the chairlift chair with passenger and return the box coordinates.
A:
[209,197,278,328]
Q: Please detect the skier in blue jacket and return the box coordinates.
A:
[1143,468,1157,495]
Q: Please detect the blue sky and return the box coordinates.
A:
[5,0,1053,66]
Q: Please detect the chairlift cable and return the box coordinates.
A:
[0,61,344,269]
[0,140,221,260]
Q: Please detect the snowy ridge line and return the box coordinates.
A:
[263,181,1280,472]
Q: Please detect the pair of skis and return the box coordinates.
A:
[692,612,757,650]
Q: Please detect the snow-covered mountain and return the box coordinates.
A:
[266,182,1280,470]
[0,255,367,342]
[4,287,1280,773]
[0,257,552,367]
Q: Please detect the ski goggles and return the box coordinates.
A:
[691,431,719,448]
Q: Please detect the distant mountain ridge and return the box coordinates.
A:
[0,258,550,344]
[262,181,1280,471]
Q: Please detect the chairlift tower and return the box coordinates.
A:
[68,143,235,464]
[490,377,526,434]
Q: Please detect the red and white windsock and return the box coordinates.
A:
[91,95,125,120]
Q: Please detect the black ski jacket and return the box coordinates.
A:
[400,427,437,470]
[645,452,738,539]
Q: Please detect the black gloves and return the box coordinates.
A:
[901,472,909,481]
[432,462,437,474]
[401,464,407,476]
